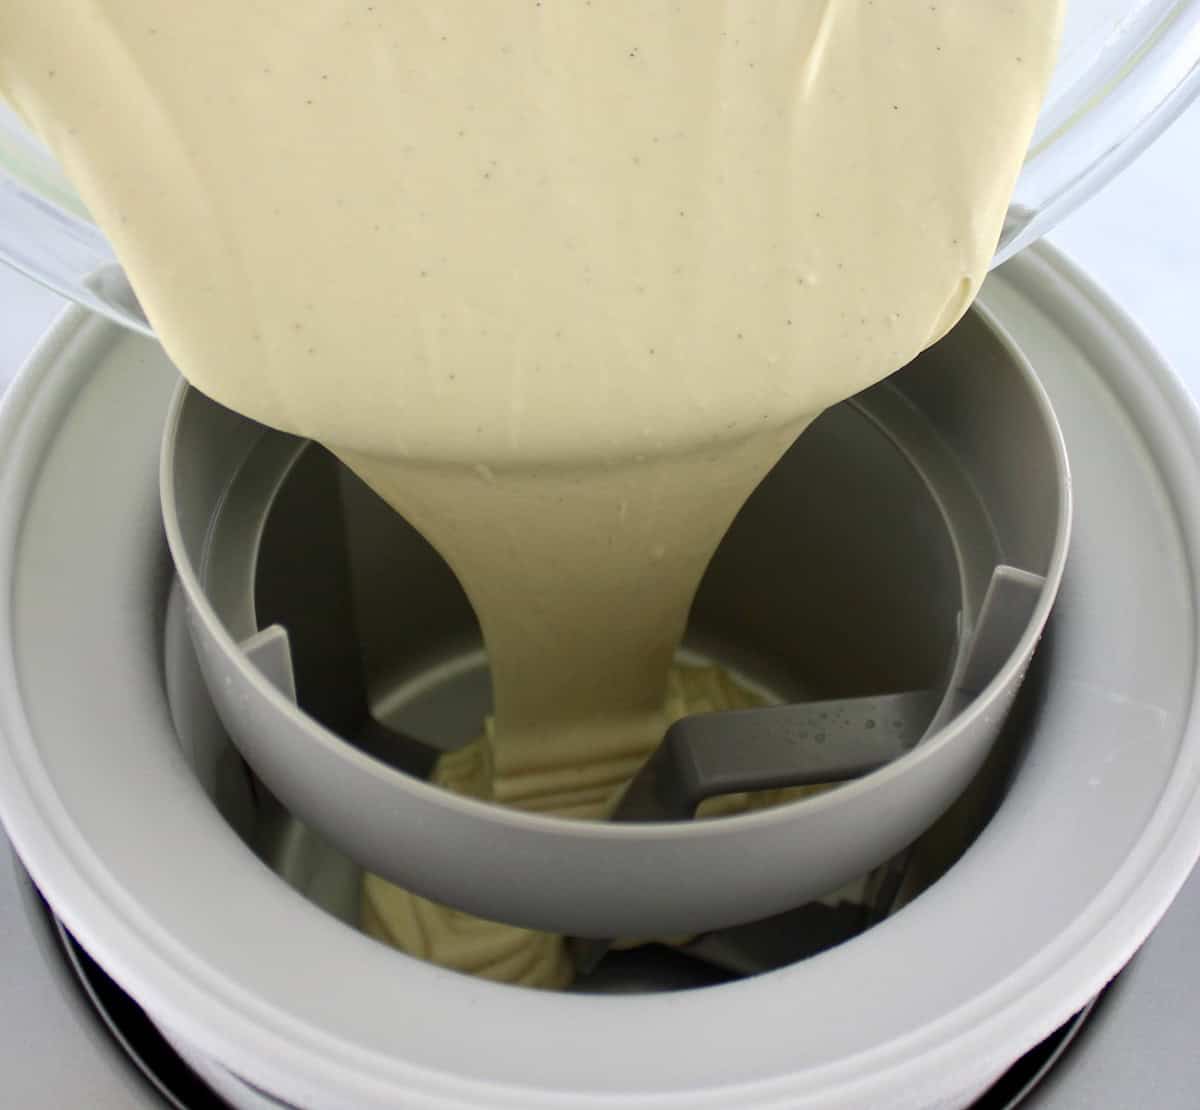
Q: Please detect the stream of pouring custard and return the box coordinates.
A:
[1,1,1061,988]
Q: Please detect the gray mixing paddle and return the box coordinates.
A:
[571,563,1045,974]
[611,689,941,823]
[568,689,938,975]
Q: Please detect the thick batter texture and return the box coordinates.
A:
[0,2,1061,987]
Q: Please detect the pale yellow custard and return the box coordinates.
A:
[0,1,1062,988]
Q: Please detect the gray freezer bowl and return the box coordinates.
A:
[0,243,1197,1109]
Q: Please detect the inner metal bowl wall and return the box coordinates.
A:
[253,395,969,769]
[251,309,1056,773]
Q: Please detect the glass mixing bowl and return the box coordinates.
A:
[1,1,1199,337]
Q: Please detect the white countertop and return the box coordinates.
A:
[2,103,1199,394]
